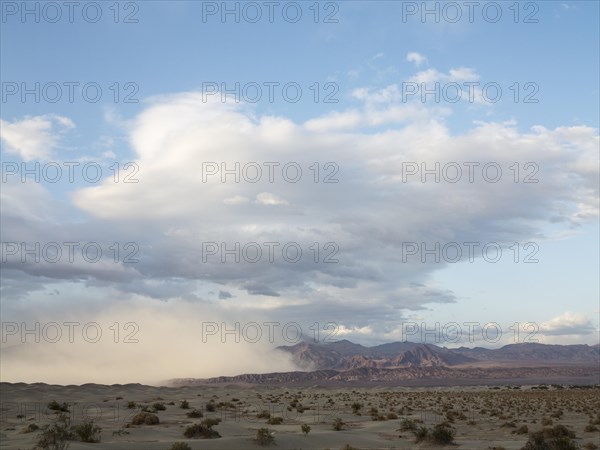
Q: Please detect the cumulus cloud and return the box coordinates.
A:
[0,114,74,161]
[58,95,595,326]
[1,73,598,382]
[406,51,428,67]
[539,312,598,336]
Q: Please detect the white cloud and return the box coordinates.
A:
[406,52,428,67]
[255,192,289,206]
[539,312,597,336]
[63,95,598,310]
[408,66,479,84]
[1,89,598,378]
[0,114,74,161]
[224,195,250,205]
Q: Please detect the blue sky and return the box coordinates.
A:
[1,1,599,384]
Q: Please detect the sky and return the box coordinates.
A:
[0,0,599,385]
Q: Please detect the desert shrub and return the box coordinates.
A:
[131,412,159,425]
[541,417,554,426]
[22,423,39,433]
[340,445,360,450]
[267,416,283,425]
[257,410,271,419]
[584,424,598,432]
[430,423,455,445]
[255,427,275,446]
[219,401,235,409]
[333,418,345,431]
[168,443,192,450]
[301,423,311,436]
[583,443,598,450]
[547,425,576,439]
[71,421,101,443]
[186,409,203,418]
[180,400,190,409]
[399,418,418,431]
[413,425,429,443]
[47,401,69,413]
[205,402,216,412]
[386,412,398,420]
[202,418,221,428]
[502,421,517,428]
[351,402,363,414]
[127,401,136,409]
[153,402,166,411]
[413,423,455,445]
[521,425,579,450]
[183,419,221,439]
[34,414,73,450]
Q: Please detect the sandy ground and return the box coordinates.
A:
[1,382,599,449]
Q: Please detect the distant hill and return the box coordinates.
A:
[171,340,600,386]
[276,340,599,371]
[452,343,600,362]
[277,340,477,370]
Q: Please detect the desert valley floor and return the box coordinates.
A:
[1,382,599,450]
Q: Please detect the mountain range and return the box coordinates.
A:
[171,340,600,386]
[277,340,600,370]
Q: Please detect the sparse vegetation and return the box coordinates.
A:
[47,401,69,413]
[257,410,271,419]
[153,402,166,411]
[7,381,598,450]
[333,417,346,431]
[399,418,418,431]
[183,419,221,439]
[167,443,192,450]
[186,408,203,418]
[71,421,102,443]
[413,422,455,445]
[131,412,159,425]
[255,427,275,446]
[521,425,579,450]
[34,414,73,450]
